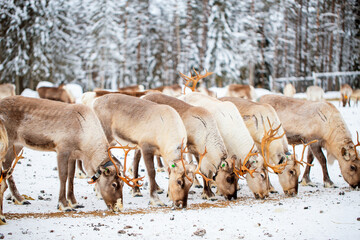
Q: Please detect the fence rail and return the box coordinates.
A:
[270,71,360,92]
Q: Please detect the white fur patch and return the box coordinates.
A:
[114,199,123,212]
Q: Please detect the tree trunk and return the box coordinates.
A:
[338,0,345,71]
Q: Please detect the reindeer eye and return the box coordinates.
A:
[112,182,117,188]
[289,170,295,175]
[350,165,357,171]
[260,173,266,179]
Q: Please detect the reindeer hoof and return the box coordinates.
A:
[149,199,165,207]
[75,171,87,179]
[270,189,278,194]
[157,167,166,173]
[324,182,335,188]
[0,215,6,225]
[194,184,203,189]
[300,179,316,187]
[58,203,76,212]
[156,188,164,194]
[133,192,143,197]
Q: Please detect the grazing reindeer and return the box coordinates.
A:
[225,84,257,101]
[283,83,296,97]
[220,97,301,196]
[260,94,360,188]
[340,84,352,107]
[0,83,16,99]
[143,93,237,200]
[91,93,197,208]
[37,84,75,103]
[180,92,270,199]
[306,85,324,102]
[0,96,133,224]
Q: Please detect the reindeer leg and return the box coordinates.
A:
[156,156,165,172]
[192,153,203,188]
[67,158,83,209]
[201,176,216,200]
[4,146,30,205]
[0,174,8,225]
[57,151,73,211]
[300,147,316,187]
[131,149,143,197]
[142,147,165,206]
[75,160,87,179]
[309,144,334,188]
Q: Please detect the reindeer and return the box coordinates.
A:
[91,93,201,208]
[37,84,75,103]
[118,84,145,92]
[219,97,301,196]
[340,84,352,107]
[283,83,296,97]
[225,84,257,101]
[151,84,183,97]
[0,83,16,99]
[180,92,270,199]
[351,89,360,107]
[306,85,324,102]
[142,92,237,200]
[260,94,360,189]
[0,96,137,224]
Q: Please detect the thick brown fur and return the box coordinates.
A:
[37,85,75,103]
[225,84,256,100]
[260,94,360,188]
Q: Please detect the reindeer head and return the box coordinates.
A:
[338,132,360,188]
[92,144,144,212]
[169,141,211,208]
[168,161,196,208]
[214,156,238,200]
[277,153,300,196]
[233,145,270,199]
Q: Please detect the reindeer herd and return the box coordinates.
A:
[0,76,359,225]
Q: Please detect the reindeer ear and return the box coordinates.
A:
[341,147,350,161]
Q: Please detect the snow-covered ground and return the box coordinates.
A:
[1,91,359,239]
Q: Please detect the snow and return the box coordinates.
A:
[1,92,359,239]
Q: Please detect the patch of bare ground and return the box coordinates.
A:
[5,196,285,220]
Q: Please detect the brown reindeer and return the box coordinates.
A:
[180,92,270,199]
[0,96,135,224]
[220,97,300,196]
[151,84,183,97]
[142,93,237,200]
[91,93,197,208]
[37,84,75,103]
[225,84,257,100]
[0,83,16,99]
[260,94,360,188]
[340,84,352,107]
[118,84,144,92]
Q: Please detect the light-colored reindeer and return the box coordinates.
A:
[260,94,360,188]
[180,92,270,199]
[0,96,136,224]
[143,92,238,200]
[90,93,199,208]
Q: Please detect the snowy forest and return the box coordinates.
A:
[0,0,359,94]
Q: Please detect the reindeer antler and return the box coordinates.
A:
[261,118,287,174]
[179,68,213,94]
[233,144,258,179]
[355,131,360,160]
[178,139,211,183]
[107,142,145,188]
[291,140,318,167]
[0,146,24,184]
